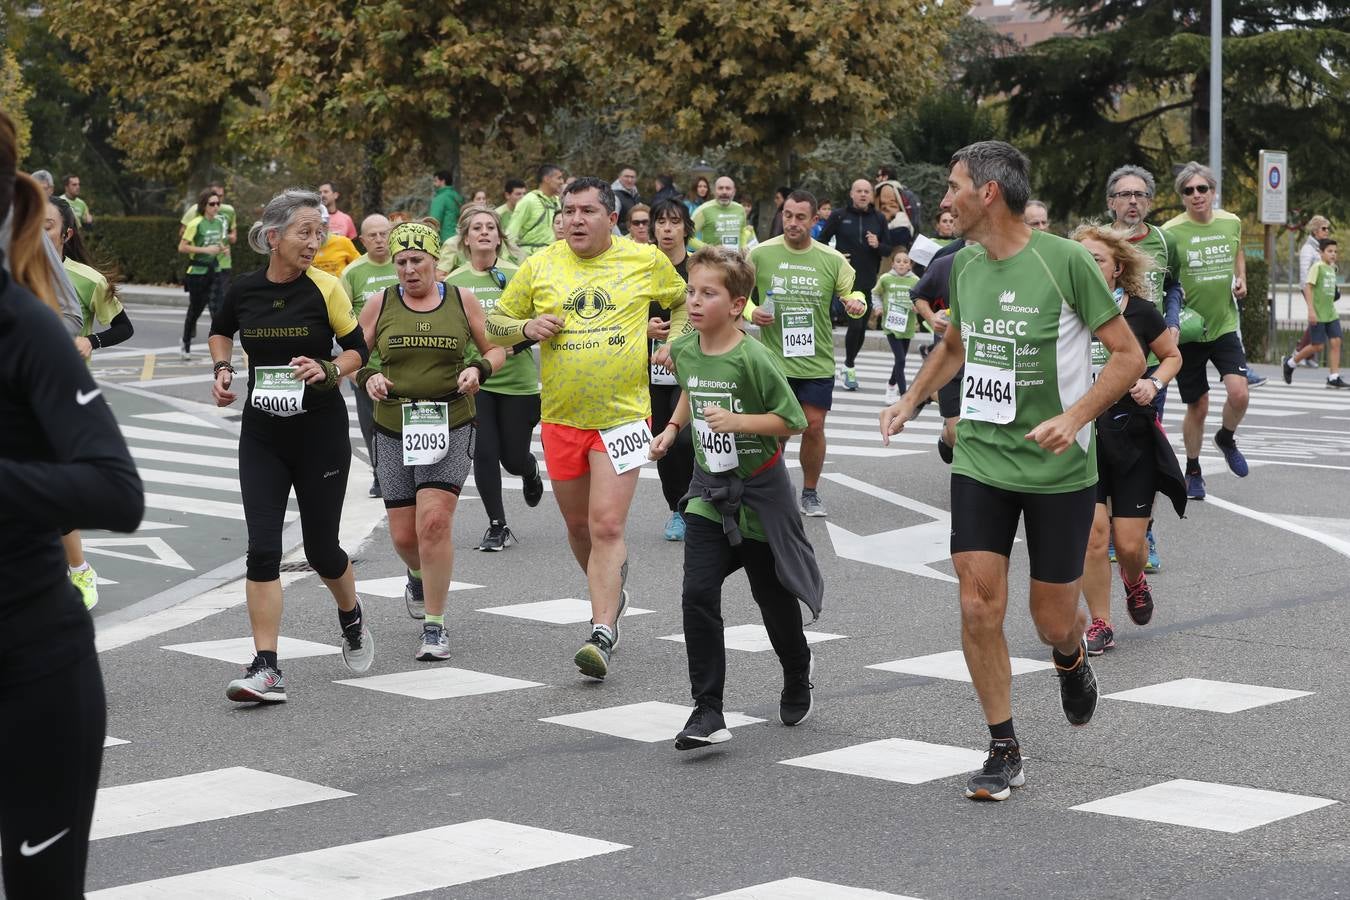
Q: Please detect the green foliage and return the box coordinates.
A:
[890,93,999,169]
[84,218,195,285]
[1242,255,1270,361]
[0,50,33,156]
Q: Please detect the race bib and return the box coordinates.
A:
[781,308,815,358]
[250,366,305,417]
[963,334,1016,424]
[1090,340,1110,383]
[884,300,910,333]
[649,340,677,385]
[402,402,450,466]
[600,419,652,475]
[693,419,738,473]
[720,234,739,248]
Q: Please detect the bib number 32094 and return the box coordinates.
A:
[600,419,652,475]
[250,366,305,418]
[963,333,1016,424]
[402,402,450,466]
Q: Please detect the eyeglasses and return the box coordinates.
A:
[630,219,649,227]
[1181,184,1211,196]
[1109,191,1150,201]
[207,201,221,207]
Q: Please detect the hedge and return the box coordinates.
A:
[83,216,269,285]
[1242,255,1270,362]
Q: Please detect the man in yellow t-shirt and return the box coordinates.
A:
[313,207,361,277]
[487,177,688,680]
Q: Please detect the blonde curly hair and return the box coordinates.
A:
[1069,222,1155,301]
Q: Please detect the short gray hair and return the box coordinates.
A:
[248,189,323,254]
[30,169,54,189]
[1105,164,1156,202]
[950,141,1031,215]
[1173,161,1216,196]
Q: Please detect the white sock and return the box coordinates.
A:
[70,562,90,573]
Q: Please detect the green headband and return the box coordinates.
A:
[389,222,441,258]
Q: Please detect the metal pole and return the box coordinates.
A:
[1209,0,1223,206]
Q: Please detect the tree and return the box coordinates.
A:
[967,2,1350,222]
[581,0,970,191]
[0,49,33,157]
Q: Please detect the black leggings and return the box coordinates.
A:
[239,405,352,582]
[844,312,868,368]
[473,390,541,524]
[886,335,910,390]
[182,272,218,350]
[0,601,104,900]
[650,384,694,511]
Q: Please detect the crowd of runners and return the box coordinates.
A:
[5,105,1316,894]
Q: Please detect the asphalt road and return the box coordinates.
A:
[60,303,1350,899]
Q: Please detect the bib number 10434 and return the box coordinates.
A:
[963,333,1016,424]
[780,309,815,358]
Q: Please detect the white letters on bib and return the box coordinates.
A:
[250,366,305,417]
[401,402,450,465]
[963,334,1017,424]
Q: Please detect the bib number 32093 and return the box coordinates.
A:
[250,366,305,418]
[963,333,1016,424]
[402,402,450,466]
[600,419,652,475]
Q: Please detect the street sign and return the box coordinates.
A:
[1258,150,1288,225]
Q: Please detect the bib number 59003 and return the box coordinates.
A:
[250,366,306,418]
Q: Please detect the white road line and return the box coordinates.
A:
[134,468,241,494]
[143,492,285,522]
[1205,494,1350,559]
[129,446,237,471]
[120,425,238,450]
[89,819,629,899]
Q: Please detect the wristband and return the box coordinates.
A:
[213,360,235,375]
[312,359,340,391]
[471,359,492,383]
[355,367,374,390]
[89,333,102,350]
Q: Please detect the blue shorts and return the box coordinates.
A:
[1310,319,1343,344]
[788,376,834,411]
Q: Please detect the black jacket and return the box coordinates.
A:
[817,205,893,294]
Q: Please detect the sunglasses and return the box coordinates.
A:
[207,201,221,207]
[1181,184,1211,196]
[1109,191,1150,201]
[630,219,650,227]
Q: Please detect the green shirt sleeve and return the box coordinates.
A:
[1066,240,1121,332]
[505,194,536,245]
[752,341,808,433]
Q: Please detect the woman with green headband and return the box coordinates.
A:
[357,220,506,661]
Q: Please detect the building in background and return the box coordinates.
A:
[969,0,1076,46]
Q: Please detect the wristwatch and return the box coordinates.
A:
[1149,376,1164,392]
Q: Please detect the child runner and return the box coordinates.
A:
[874,248,919,404]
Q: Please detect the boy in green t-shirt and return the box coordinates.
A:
[1284,238,1344,387]
[650,246,821,751]
[873,249,920,403]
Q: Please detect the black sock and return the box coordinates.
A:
[1186,456,1201,476]
[1053,645,1083,669]
[1215,427,1235,447]
[989,718,1016,743]
[338,602,362,630]
[256,650,279,671]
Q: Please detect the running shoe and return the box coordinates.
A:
[405,571,425,620]
[180,347,192,363]
[663,510,686,541]
[574,624,615,679]
[1055,643,1098,726]
[415,622,451,661]
[937,436,954,465]
[69,565,99,611]
[884,384,899,404]
[1123,573,1154,626]
[522,461,545,507]
[477,521,515,552]
[799,489,826,517]
[919,343,932,359]
[1214,435,1249,477]
[1302,357,1319,368]
[368,478,382,498]
[611,588,630,649]
[780,652,815,726]
[965,739,1024,801]
[1327,375,1348,389]
[1246,370,1268,389]
[1145,528,1160,573]
[843,368,859,391]
[226,659,286,703]
[1186,472,1206,500]
[1107,538,1116,563]
[1282,356,1295,385]
[1084,618,1115,656]
[340,606,375,674]
[675,705,731,751]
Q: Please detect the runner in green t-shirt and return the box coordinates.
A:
[881,141,1144,803]
[691,177,748,250]
[1161,161,1254,497]
[1284,238,1345,387]
[177,188,230,361]
[649,245,817,751]
[505,165,565,256]
[746,190,865,517]
[339,214,398,497]
[873,249,919,403]
[496,178,527,235]
[444,203,544,551]
[61,175,92,227]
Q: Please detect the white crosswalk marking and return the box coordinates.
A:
[89,819,629,899]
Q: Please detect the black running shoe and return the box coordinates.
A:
[965,739,1024,801]
[675,705,731,750]
[780,652,815,726]
[1123,573,1154,626]
[1282,356,1295,385]
[937,436,954,465]
[1056,644,1098,726]
[522,460,545,507]
[1084,618,1115,656]
[477,521,514,552]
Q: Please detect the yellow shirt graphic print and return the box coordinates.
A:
[493,237,687,430]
